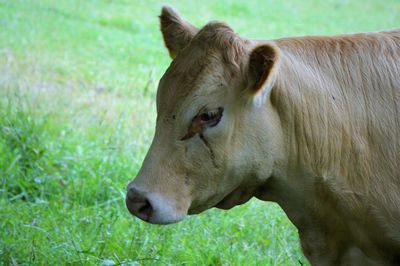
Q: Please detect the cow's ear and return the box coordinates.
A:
[247,44,280,105]
[159,6,199,59]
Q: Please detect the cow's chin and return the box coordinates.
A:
[214,188,254,210]
[188,187,255,215]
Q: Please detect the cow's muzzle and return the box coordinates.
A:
[125,185,187,224]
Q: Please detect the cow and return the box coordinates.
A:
[126,6,400,265]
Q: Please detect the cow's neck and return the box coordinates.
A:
[254,51,392,264]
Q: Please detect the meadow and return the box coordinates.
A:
[0,0,399,265]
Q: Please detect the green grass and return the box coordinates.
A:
[0,0,399,265]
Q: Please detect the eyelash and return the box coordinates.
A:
[180,107,224,140]
[198,107,224,126]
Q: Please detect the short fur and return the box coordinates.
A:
[268,31,400,264]
[127,7,400,265]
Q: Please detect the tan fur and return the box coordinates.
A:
[127,7,400,265]
[159,6,199,58]
[267,31,400,264]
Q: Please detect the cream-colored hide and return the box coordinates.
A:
[126,6,400,265]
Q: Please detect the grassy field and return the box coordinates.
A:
[0,0,399,265]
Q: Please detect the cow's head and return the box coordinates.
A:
[126,6,283,224]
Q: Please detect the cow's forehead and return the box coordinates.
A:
[156,47,223,115]
[156,22,248,116]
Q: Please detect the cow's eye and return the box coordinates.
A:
[180,107,224,140]
[199,107,224,126]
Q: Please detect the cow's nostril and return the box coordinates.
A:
[126,188,153,222]
[138,199,152,217]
